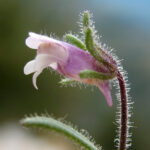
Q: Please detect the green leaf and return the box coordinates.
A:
[65,34,86,50]
[59,78,78,85]
[79,69,115,80]
[21,116,101,150]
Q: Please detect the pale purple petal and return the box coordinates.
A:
[97,82,112,106]
[56,43,110,78]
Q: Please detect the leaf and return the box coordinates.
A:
[65,34,86,50]
[79,69,115,80]
[21,116,101,150]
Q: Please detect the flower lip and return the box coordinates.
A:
[24,32,70,89]
[25,32,60,49]
[25,32,69,65]
[24,60,36,75]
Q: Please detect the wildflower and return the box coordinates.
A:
[24,32,116,106]
[23,11,132,150]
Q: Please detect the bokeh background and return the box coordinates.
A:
[0,0,150,149]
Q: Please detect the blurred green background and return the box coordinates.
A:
[0,0,150,149]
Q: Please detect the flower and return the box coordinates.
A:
[24,32,116,106]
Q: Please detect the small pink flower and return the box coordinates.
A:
[24,32,115,106]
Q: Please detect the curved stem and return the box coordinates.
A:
[117,71,127,150]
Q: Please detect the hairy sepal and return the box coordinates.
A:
[82,11,90,29]
[79,69,115,80]
[59,78,79,86]
[65,34,86,51]
[85,28,104,63]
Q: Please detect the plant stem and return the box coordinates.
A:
[117,71,127,150]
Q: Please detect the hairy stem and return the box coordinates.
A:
[117,71,128,150]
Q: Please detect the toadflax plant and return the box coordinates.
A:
[21,11,133,150]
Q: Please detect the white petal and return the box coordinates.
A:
[25,37,43,49]
[38,42,68,63]
[24,60,36,75]
[26,32,59,49]
[35,54,56,71]
[32,71,42,90]
[49,62,58,70]
[29,32,52,41]
[31,54,57,89]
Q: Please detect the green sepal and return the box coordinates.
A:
[85,27,103,62]
[82,14,115,73]
[65,34,86,50]
[21,116,100,150]
[79,69,115,80]
[83,11,90,29]
[59,78,78,85]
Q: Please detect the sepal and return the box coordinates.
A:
[59,78,78,86]
[79,69,115,80]
[65,34,86,50]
